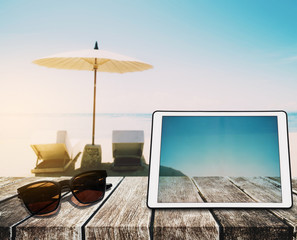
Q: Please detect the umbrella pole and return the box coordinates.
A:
[92,68,97,145]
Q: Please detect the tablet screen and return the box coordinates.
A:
[148,111,292,208]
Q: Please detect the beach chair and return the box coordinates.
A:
[31,131,81,175]
[112,130,144,171]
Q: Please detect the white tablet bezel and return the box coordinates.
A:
[147,111,292,208]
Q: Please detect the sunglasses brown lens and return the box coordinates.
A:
[21,182,60,215]
[72,172,106,203]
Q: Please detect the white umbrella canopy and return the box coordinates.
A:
[33,42,153,145]
[33,46,152,72]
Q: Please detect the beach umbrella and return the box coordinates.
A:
[33,42,153,145]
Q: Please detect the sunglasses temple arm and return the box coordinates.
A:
[106,183,112,190]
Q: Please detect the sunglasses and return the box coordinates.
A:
[17,170,112,215]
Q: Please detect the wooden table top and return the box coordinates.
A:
[0,176,296,240]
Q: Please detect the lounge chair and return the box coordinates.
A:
[112,130,144,171]
[31,130,81,175]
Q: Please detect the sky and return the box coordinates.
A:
[1,0,297,114]
[159,116,281,177]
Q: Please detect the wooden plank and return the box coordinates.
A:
[267,177,297,195]
[0,177,70,240]
[0,198,30,240]
[268,177,281,183]
[292,178,297,194]
[0,177,55,202]
[15,177,122,240]
[154,177,219,240]
[230,176,297,236]
[0,177,23,187]
[0,177,26,201]
[193,177,293,239]
[228,177,282,203]
[158,176,204,203]
[193,177,253,203]
[85,177,151,240]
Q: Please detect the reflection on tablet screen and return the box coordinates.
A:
[158,116,282,203]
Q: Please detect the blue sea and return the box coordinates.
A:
[0,112,296,176]
[287,112,297,132]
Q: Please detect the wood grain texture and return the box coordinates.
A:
[1,177,296,240]
[0,177,23,188]
[85,177,151,240]
[0,198,30,240]
[214,209,292,240]
[230,177,297,237]
[229,177,282,202]
[268,177,281,183]
[158,176,204,203]
[193,177,293,240]
[292,178,297,194]
[0,177,54,202]
[267,195,297,237]
[15,177,122,240]
[0,177,58,239]
[193,176,253,203]
[155,177,219,239]
[154,209,219,240]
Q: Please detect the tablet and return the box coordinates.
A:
[147,111,292,208]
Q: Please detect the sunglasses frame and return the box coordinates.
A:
[17,170,111,215]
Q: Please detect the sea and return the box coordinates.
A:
[0,112,297,176]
